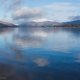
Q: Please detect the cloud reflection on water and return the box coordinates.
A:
[13,27,52,48]
[13,27,80,52]
[33,57,49,67]
[0,27,80,53]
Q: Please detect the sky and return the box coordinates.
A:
[0,0,80,23]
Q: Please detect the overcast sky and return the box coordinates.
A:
[0,0,80,23]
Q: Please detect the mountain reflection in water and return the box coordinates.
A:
[0,27,80,80]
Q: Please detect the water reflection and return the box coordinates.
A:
[0,27,80,59]
[13,27,80,52]
[33,57,49,67]
[0,27,80,80]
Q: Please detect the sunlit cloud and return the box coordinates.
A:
[33,18,49,22]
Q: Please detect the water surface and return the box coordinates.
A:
[0,27,80,80]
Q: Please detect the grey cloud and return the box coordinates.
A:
[8,0,23,10]
[69,16,80,20]
[12,7,44,22]
[0,0,23,19]
[1,0,22,10]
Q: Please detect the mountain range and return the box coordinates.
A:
[0,21,16,27]
[64,20,80,24]
[0,20,80,28]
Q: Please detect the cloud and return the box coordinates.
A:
[0,0,23,21]
[12,7,44,22]
[1,1,80,22]
[44,2,80,22]
[13,2,80,23]
[1,0,22,10]
[33,18,49,22]
[9,0,23,10]
[69,16,80,21]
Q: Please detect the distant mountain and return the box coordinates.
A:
[2,20,80,28]
[19,21,60,27]
[0,21,17,27]
[37,21,60,26]
[53,20,80,27]
[0,21,18,33]
[64,20,80,24]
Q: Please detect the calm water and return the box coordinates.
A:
[0,27,80,80]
